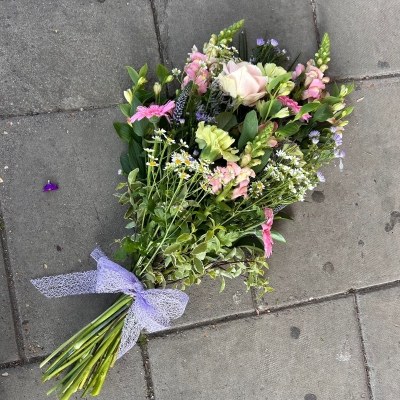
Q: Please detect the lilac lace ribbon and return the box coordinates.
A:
[31,248,189,359]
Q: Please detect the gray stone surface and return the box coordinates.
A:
[148,296,369,399]
[0,240,19,364]
[357,287,400,399]
[0,348,147,399]
[154,0,318,69]
[0,108,130,360]
[315,0,400,79]
[0,0,160,117]
[170,276,254,329]
[256,77,400,309]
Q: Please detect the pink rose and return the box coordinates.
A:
[218,60,269,106]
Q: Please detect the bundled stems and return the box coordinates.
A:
[41,295,132,398]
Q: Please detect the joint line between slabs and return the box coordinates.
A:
[139,340,156,400]
[0,205,28,363]
[354,293,375,400]
[309,0,321,46]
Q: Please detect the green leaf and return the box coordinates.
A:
[113,247,127,261]
[235,234,264,251]
[119,103,132,118]
[128,169,139,185]
[126,66,140,85]
[321,96,342,105]
[313,103,333,122]
[192,242,208,255]
[270,230,286,243]
[238,110,258,150]
[276,122,300,137]
[156,64,169,84]
[205,230,214,242]
[216,112,237,131]
[164,243,181,255]
[219,277,226,293]
[177,233,192,243]
[238,29,248,62]
[331,82,340,97]
[267,72,292,93]
[128,140,145,179]
[114,122,133,143]
[252,148,272,173]
[125,221,137,229]
[139,64,148,78]
[293,102,320,121]
[193,257,205,274]
[120,154,132,174]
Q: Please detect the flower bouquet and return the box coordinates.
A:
[31,20,353,399]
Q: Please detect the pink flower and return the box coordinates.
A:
[277,96,311,122]
[190,52,207,62]
[231,179,251,199]
[182,53,210,95]
[128,101,175,123]
[292,63,305,79]
[261,207,274,258]
[218,60,269,106]
[302,79,326,101]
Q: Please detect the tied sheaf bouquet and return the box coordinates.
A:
[31,20,353,399]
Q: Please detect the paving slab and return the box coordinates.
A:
[357,286,400,399]
[0,108,130,360]
[0,347,147,399]
[0,239,19,364]
[255,77,400,309]
[315,0,400,79]
[148,296,369,399]
[0,0,160,117]
[170,276,254,330]
[154,0,318,69]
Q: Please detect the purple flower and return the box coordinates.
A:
[269,39,278,47]
[333,133,342,146]
[257,38,265,46]
[330,126,337,133]
[309,130,320,144]
[334,149,346,158]
[317,171,325,182]
[43,180,58,192]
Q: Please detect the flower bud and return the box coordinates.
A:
[153,82,162,96]
[138,77,147,87]
[123,89,133,105]
[240,153,252,167]
[165,75,174,83]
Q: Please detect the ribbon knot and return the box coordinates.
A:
[31,248,189,358]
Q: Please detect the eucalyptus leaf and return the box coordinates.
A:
[294,102,320,121]
[276,122,300,137]
[252,149,272,173]
[238,110,258,150]
[216,112,238,131]
[313,103,333,122]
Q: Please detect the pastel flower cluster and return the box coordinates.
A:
[208,161,255,199]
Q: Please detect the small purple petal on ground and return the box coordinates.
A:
[43,182,58,192]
